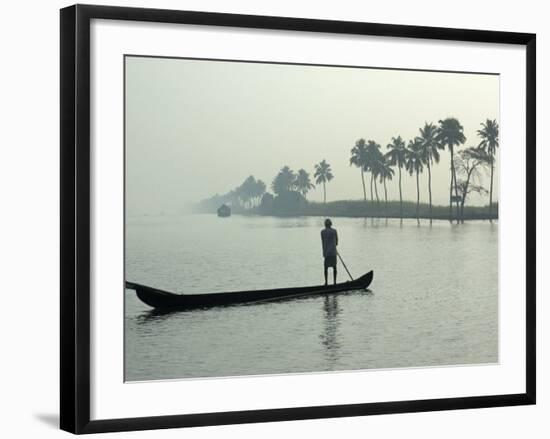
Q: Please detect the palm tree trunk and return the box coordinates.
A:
[451,149,460,221]
[383,178,388,218]
[416,170,420,224]
[374,178,380,207]
[455,171,460,222]
[323,181,326,204]
[453,166,460,221]
[370,172,374,202]
[398,166,403,219]
[489,159,494,221]
[427,161,432,223]
[361,168,367,203]
[449,146,454,223]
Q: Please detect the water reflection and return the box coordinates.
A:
[320,295,341,368]
[136,308,181,324]
[134,293,329,326]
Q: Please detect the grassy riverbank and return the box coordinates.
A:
[217,199,498,221]
[300,200,498,220]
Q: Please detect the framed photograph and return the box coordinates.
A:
[60,4,536,434]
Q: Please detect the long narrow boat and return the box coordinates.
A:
[126,270,373,310]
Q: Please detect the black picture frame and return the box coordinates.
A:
[60,4,536,434]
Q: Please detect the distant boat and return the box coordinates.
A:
[126,271,373,310]
[217,204,231,217]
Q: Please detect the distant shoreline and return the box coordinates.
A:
[199,199,498,222]
[238,211,498,221]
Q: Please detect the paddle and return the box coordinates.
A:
[336,250,354,281]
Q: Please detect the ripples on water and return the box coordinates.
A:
[125,214,498,381]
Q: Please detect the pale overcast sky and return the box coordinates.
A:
[125,56,499,215]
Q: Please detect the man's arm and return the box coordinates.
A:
[321,231,326,257]
[335,229,338,247]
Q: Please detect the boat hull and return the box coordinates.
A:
[126,271,373,310]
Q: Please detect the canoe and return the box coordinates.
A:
[126,270,373,310]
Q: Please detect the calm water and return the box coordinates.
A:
[125,214,498,381]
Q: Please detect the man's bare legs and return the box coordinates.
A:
[324,267,337,285]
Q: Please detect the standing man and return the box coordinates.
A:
[321,218,338,285]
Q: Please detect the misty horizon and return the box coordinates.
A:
[125,56,499,215]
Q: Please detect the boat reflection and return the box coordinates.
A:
[135,307,183,324]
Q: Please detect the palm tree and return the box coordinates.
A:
[238,175,257,209]
[254,179,267,207]
[386,136,407,218]
[314,160,334,204]
[350,138,369,203]
[405,138,424,224]
[366,140,383,205]
[377,157,395,217]
[295,169,315,199]
[271,166,296,195]
[436,117,466,222]
[477,119,499,219]
[418,123,443,223]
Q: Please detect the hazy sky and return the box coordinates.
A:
[125,56,499,215]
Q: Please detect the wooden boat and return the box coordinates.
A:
[126,270,373,310]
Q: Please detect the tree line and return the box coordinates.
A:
[351,118,498,223]
[201,117,498,223]
[347,117,498,223]
[197,175,266,212]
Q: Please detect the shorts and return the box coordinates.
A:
[324,255,337,268]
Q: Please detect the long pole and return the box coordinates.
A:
[337,251,354,281]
